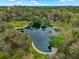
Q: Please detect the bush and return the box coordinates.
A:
[51,34,64,47]
[0,51,9,59]
[50,34,69,54]
[0,21,13,32]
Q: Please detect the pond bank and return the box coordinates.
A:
[32,42,58,56]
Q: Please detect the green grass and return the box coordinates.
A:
[30,47,46,59]
[12,52,23,59]
[51,34,64,47]
[74,13,79,18]
[49,20,71,30]
[9,21,29,29]
[24,48,30,55]
[50,34,68,53]
[0,51,9,59]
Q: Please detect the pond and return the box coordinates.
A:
[19,26,60,52]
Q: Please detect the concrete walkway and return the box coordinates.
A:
[32,42,58,55]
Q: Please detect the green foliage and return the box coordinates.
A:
[0,51,9,59]
[72,19,79,28]
[0,6,75,23]
[9,21,28,29]
[50,34,69,54]
[72,28,79,40]
[24,48,30,55]
[0,22,31,59]
[11,51,23,59]
[31,47,45,59]
[51,34,64,47]
[0,51,23,59]
[0,21,13,32]
[0,6,79,59]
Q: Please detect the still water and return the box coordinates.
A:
[21,26,60,52]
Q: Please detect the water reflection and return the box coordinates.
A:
[18,25,60,52]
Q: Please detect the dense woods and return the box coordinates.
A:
[0,6,78,22]
[0,6,79,59]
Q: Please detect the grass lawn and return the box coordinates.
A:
[9,21,29,29]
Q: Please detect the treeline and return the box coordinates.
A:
[0,6,79,22]
[0,6,79,59]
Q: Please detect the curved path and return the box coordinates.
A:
[32,42,58,55]
[32,42,51,54]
